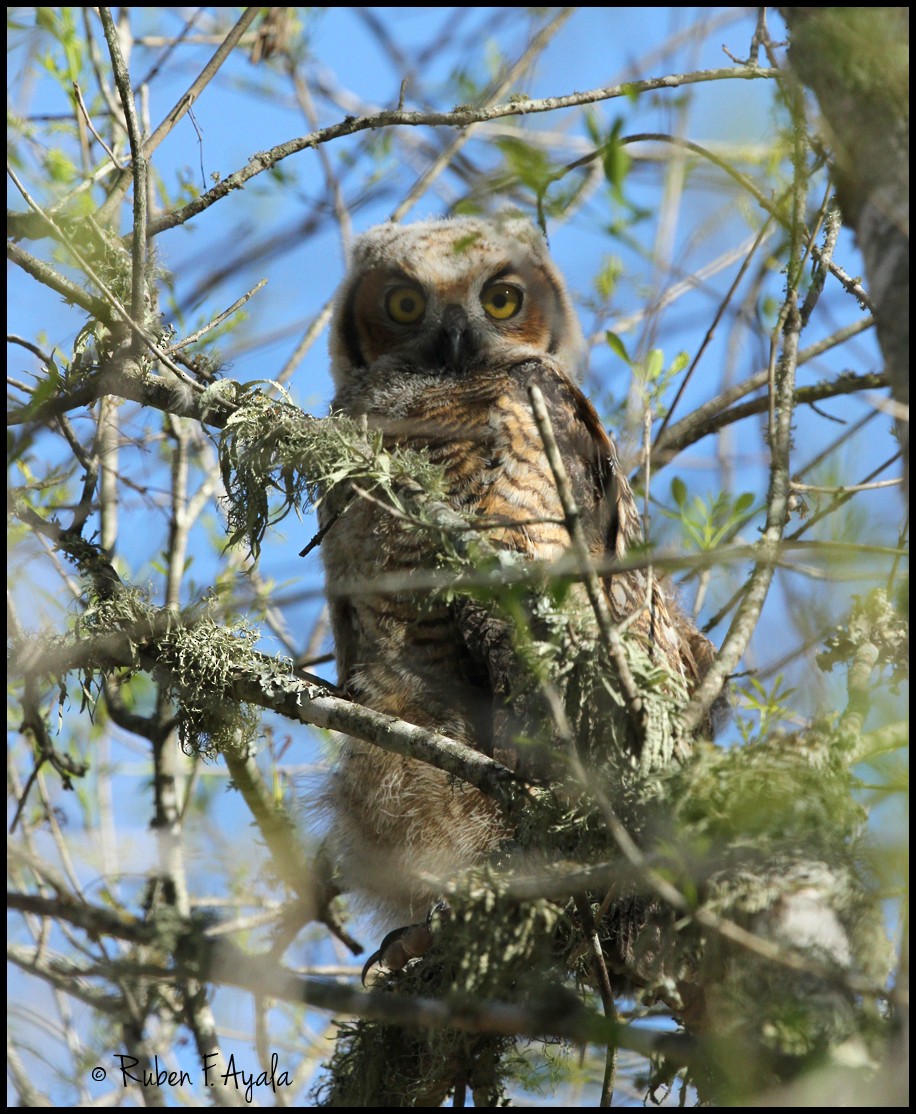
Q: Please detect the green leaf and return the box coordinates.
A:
[595,256,623,300]
[671,477,687,509]
[583,108,603,147]
[644,348,664,382]
[23,360,62,416]
[493,135,554,195]
[602,143,632,196]
[605,331,631,364]
[46,147,77,185]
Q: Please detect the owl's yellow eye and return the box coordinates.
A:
[385,286,426,324]
[481,282,523,320]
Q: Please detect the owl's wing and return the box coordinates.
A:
[450,362,719,774]
[553,369,717,695]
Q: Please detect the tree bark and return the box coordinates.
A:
[782,8,909,481]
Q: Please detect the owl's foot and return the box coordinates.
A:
[360,900,450,985]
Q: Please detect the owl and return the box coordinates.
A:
[319,215,715,942]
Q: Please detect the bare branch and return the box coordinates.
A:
[144,65,777,239]
[95,7,262,224]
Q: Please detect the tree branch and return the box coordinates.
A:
[9,506,524,817]
[138,65,776,239]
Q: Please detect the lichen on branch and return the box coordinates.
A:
[217,382,449,561]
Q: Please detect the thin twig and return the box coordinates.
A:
[574,895,618,1108]
[790,478,901,495]
[654,216,775,445]
[642,406,655,624]
[390,8,574,224]
[646,316,875,474]
[298,498,349,558]
[276,299,335,385]
[290,67,353,252]
[99,8,148,331]
[134,7,205,89]
[7,334,55,365]
[96,7,261,224]
[169,279,269,352]
[680,94,809,735]
[621,133,872,310]
[72,80,124,169]
[604,228,776,338]
[786,452,903,542]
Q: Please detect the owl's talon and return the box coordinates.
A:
[361,901,451,985]
[426,897,451,927]
[360,919,434,985]
[360,948,382,986]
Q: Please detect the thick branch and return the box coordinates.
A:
[6,240,110,320]
[782,8,909,479]
[9,510,523,817]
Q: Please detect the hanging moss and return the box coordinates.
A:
[315,885,571,1107]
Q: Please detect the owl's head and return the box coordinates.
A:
[329,215,585,392]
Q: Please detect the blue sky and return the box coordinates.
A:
[7,8,905,1106]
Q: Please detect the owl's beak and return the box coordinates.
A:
[435,304,474,373]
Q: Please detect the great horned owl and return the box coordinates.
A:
[319,215,715,930]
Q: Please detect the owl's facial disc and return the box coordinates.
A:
[331,216,588,392]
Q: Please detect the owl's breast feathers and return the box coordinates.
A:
[321,355,716,919]
[416,359,704,684]
[325,357,709,707]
